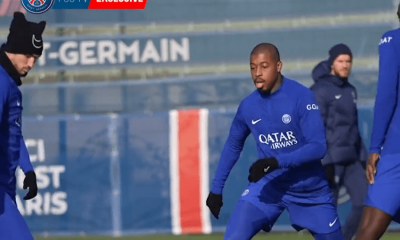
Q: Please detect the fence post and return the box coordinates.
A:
[108,113,122,237]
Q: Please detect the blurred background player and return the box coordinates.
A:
[206,43,344,240]
[0,12,45,240]
[356,4,400,240]
[310,44,368,240]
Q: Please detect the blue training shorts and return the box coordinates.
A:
[225,177,341,239]
[364,153,400,223]
[0,188,34,240]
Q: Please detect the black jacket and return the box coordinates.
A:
[310,60,367,165]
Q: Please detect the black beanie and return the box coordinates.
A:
[4,12,46,56]
[328,43,352,67]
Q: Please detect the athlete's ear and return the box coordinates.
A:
[277,61,283,73]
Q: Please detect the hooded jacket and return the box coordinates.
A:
[310,60,367,165]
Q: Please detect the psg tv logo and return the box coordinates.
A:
[21,0,55,14]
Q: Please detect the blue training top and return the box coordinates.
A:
[369,28,400,156]
[211,77,330,202]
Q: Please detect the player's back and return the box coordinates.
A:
[0,65,23,194]
[240,77,330,203]
[371,28,400,156]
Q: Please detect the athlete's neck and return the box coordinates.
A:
[271,74,283,93]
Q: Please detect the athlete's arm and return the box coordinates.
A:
[19,137,34,173]
[369,33,399,154]
[211,103,250,195]
[277,90,327,168]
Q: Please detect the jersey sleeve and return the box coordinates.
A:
[211,103,251,195]
[278,90,327,168]
[19,137,34,173]
[369,32,399,154]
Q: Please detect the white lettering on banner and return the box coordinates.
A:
[16,192,67,216]
[38,42,51,66]
[258,131,298,149]
[32,165,66,189]
[59,41,79,65]
[170,38,190,62]
[80,41,97,65]
[98,40,117,64]
[118,40,140,63]
[141,40,160,63]
[25,139,45,162]
[306,104,319,110]
[39,38,190,67]
[160,38,169,62]
[16,139,68,216]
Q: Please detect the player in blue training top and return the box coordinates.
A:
[0,12,45,240]
[356,5,400,240]
[206,43,344,240]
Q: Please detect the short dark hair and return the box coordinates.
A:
[250,43,280,62]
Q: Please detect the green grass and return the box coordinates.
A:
[35,232,400,240]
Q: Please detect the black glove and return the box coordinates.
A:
[248,157,279,183]
[23,171,38,200]
[206,192,223,219]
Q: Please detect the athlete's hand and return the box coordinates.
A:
[206,192,223,219]
[366,153,380,184]
[23,171,38,200]
[248,157,279,183]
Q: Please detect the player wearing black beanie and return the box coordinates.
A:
[0,11,46,240]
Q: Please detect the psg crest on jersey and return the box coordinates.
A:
[21,0,54,14]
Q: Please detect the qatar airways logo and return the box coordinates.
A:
[259,131,298,149]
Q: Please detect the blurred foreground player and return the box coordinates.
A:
[356,5,400,240]
[310,44,368,240]
[206,43,344,240]
[0,12,45,239]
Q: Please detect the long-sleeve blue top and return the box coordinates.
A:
[211,77,329,201]
[369,29,400,156]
